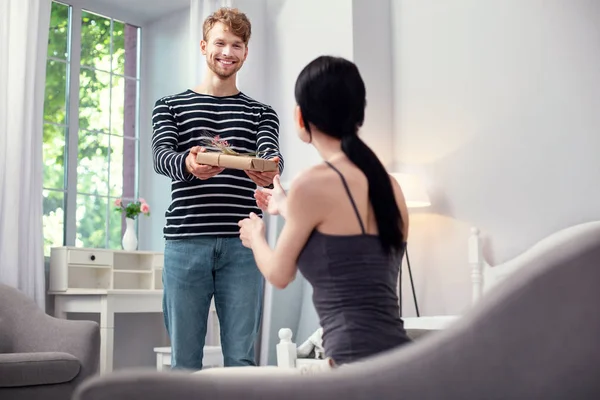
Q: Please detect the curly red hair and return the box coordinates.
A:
[203,7,251,45]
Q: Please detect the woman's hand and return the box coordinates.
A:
[238,212,266,249]
[254,175,288,218]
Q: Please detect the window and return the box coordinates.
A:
[43,1,141,256]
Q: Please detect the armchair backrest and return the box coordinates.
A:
[0,283,45,352]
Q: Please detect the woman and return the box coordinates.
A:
[238,55,411,365]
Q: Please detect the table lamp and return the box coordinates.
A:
[391,173,431,317]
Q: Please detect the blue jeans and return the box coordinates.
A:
[162,236,264,370]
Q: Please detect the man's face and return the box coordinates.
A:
[201,22,248,79]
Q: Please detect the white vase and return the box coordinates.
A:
[122,218,138,251]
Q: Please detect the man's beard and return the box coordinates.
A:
[207,58,242,79]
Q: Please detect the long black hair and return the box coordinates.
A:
[294,55,404,255]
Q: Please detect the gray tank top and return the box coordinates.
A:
[296,162,411,365]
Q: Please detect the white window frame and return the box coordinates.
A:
[45,0,143,249]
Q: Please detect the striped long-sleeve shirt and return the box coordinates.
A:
[151,89,284,239]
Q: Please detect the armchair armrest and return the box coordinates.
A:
[0,352,80,388]
[12,313,99,382]
[0,284,100,382]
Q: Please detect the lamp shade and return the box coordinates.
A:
[391,173,431,208]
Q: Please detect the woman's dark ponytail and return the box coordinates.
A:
[295,55,404,256]
[341,134,403,256]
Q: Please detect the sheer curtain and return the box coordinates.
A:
[189,0,234,84]
[0,0,52,309]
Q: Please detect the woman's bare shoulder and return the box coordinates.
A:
[288,164,338,201]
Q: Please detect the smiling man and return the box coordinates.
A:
[151,7,284,371]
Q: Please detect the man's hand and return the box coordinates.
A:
[245,156,280,187]
[186,146,224,180]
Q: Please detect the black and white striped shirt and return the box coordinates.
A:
[151,90,284,239]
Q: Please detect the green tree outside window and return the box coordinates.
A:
[43,1,140,256]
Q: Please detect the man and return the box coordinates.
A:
[151,7,283,370]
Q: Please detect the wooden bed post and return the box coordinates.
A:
[469,227,483,305]
[276,328,297,368]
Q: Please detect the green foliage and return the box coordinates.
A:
[42,1,139,256]
[77,193,109,248]
[114,199,151,220]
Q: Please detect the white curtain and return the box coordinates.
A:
[189,0,234,84]
[0,0,52,309]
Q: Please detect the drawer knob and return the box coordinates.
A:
[90,255,96,261]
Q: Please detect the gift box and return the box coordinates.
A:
[196,151,278,172]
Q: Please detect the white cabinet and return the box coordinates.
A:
[48,246,224,374]
[49,247,164,292]
[49,247,166,374]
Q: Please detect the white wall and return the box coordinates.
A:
[352,0,394,169]
[259,0,355,363]
[138,8,191,252]
[236,0,268,103]
[264,0,355,184]
[392,0,600,316]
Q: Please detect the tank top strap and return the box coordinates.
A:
[324,161,366,234]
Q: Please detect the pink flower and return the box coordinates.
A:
[115,199,122,207]
[138,198,146,204]
[141,203,150,214]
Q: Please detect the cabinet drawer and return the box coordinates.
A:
[68,249,112,266]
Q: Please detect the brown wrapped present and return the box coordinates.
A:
[196,151,278,172]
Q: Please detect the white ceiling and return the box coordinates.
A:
[90,0,191,24]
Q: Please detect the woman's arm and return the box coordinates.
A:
[240,174,322,289]
[254,175,289,219]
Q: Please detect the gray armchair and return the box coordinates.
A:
[0,283,100,400]
[74,238,600,400]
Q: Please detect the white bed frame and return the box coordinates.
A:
[276,221,600,369]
